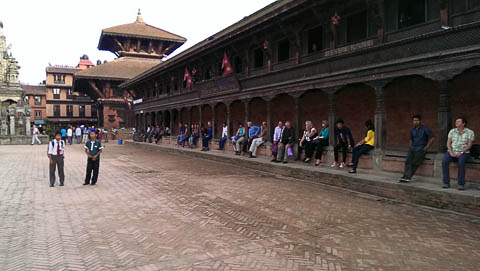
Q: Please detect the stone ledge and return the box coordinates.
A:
[127,140,480,217]
[0,135,49,145]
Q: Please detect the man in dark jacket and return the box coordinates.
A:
[332,119,354,168]
[274,121,296,164]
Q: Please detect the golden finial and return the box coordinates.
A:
[136,9,144,23]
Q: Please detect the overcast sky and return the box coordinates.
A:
[1,0,276,85]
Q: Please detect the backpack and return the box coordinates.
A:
[470,144,480,160]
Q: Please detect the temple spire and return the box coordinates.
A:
[136,9,144,23]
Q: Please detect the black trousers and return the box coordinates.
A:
[85,158,100,184]
[334,142,348,162]
[243,138,254,153]
[403,149,426,179]
[49,155,64,186]
[314,139,329,160]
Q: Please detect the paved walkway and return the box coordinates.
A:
[0,143,480,270]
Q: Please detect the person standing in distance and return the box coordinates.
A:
[84,130,104,186]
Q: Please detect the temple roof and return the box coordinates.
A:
[74,57,161,81]
[98,10,186,49]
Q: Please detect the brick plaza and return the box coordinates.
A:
[0,143,480,270]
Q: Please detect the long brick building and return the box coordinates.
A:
[120,0,480,180]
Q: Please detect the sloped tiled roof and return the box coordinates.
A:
[74,57,161,81]
[101,21,186,43]
[22,84,46,95]
[46,66,79,74]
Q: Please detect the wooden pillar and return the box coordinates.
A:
[440,0,449,27]
[369,80,390,171]
[244,99,250,140]
[227,103,232,137]
[266,98,272,142]
[326,89,338,164]
[169,110,174,133]
[294,96,301,140]
[437,80,452,153]
[211,105,216,139]
[199,106,203,128]
[188,107,192,127]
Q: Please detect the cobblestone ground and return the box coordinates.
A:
[1,143,480,271]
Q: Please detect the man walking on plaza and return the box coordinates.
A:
[84,130,104,186]
[31,125,42,145]
[82,126,89,143]
[400,115,435,182]
[75,126,82,144]
[442,117,475,190]
[47,131,65,187]
[67,126,73,145]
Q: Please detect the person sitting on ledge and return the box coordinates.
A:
[332,119,354,168]
[244,122,260,155]
[176,122,184,146]
[188,124,200,148]
[249,121,267,158]
[218,123,228,150]
[232,123,245,155]
[399,115,435,183]
[274,121,296,164]
[180,123,190,148]
[298,121,318,163]
[313,120,329,166]
[271,121,284,162]
[201,121,213,151]
[442,117,475,191]
[348,120,375,174]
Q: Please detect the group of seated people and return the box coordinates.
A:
[143,125,171,143]
[175,121,213,151]
[147,114,476,191]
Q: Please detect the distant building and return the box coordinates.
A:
[45,56,97,129]
[22,84,47,126]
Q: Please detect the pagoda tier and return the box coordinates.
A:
[97,10,186,59]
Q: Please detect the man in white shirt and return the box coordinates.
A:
[218,123,228,150]
[75,126,82,144]
[271,121,284,162]
[47,131,65,187]
[67,126,73,145]
[31,125,42,145]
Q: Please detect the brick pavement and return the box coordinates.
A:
[0,143,480,270]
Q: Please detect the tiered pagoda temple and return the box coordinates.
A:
[73,10,186,130]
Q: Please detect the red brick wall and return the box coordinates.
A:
[336,84,375,143]
[163,111,171,129]
[249,98,267,126]
[300,89,328,130]
[156,112,163,126]
[214,103,227,139]
[202,105,213,127]
[191,107,200,125]
[179,108,188,124]
[385,76,439,150]
[272,94,295,126]
[230,100,245,132]
[452,69,480,144]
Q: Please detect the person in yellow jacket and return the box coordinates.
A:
[348,120,375,173]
